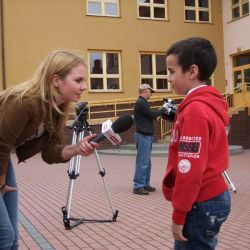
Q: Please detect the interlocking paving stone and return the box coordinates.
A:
[19,211,54,249]
[12,149,250,249]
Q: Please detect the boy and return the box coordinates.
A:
[162,37,231,249]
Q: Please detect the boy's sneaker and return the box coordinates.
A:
[133,188,149,195]
[144,186,156,192]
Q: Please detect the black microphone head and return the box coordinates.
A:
[111,115,134,134]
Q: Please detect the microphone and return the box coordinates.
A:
[90,115,134,144]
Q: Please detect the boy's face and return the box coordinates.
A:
[166,54,192,95]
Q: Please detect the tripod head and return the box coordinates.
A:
[70,102,91,132]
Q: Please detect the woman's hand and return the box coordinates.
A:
[77,134,100,156]
[62,134,100,160]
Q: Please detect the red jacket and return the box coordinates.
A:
[162,86,229,225]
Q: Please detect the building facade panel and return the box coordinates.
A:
[2,0,225,101]
[223,0,250,91]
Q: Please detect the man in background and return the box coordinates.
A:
[133,84,167,195]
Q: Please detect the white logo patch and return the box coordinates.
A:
[178,159,191,174]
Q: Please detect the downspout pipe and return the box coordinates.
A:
[0,0,6,90]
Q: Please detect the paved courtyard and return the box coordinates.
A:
[13,149,250,249]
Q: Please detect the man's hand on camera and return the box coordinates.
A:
[163,103,170,109]
[163,103,172,114]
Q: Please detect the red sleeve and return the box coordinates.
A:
[172,115,209,225]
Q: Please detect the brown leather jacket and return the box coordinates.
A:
[0,96,68,175]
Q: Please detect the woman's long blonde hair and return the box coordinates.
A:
[0,49,86,134]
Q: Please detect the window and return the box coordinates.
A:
[87,0,119,17]
[231,0,249,20]
[137,0,167,20]
[88,51,121,91]
[232,53,250,91]
[140,53,169,91]
[184,0,211,23]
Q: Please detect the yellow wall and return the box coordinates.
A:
[2,0,225,100]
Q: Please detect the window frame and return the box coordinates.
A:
[231,0,249,20]
[232,52,250,91]
[137,0,168,20]
[139,52,169,92]
[88,51,122,92]
[184,0,212,23]
[87,0,120,17]
[232,65,250,91]
[206,75,214,86]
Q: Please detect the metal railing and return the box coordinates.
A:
[68,94,183,125]
[158,83,250,139]
[68,83,250,139]
[223,82,250,113]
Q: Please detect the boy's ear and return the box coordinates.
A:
[51,74,61,88]
[189,64,199,80]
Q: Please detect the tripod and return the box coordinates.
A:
[62,103,118,230]
[225,125,237,193]
[223,171,236,193]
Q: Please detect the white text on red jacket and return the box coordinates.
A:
[178,136,202,159]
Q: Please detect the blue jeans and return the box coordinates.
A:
[0,161,19,250]
[133,132,153,190]
[174,190,231,250]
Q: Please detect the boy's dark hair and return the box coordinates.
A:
[166,37,217,81]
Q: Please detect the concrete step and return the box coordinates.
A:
[97,144,244,157]
[228,145,245,155]
[120,143,169,151]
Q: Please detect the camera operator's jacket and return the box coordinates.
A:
[0,96,68,175]
[162,85,229,225]
[134,96,166,135]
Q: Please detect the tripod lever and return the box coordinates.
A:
[223,171,237,193]
[99,169,106,177]
[67,170,79,179]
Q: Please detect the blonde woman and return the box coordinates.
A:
[0,50,99,249]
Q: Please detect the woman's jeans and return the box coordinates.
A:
[174,190,231,250]
[0,161,19,250]
[133,132,153,190]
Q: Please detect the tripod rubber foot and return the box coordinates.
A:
[112,210,119,222]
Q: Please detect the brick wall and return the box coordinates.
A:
[228,108,250,149]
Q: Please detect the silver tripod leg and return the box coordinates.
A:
[224,126,237,193]
[62,129,118,230]
[65,130,85,219]
[62,130,85,229]
[89,131,116,215]
[223,171,236,193]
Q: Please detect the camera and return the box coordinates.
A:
[70,102,89,129]
[75,102,89,122]
[162,98,177,123]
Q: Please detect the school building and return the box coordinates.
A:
[0,0,250,147]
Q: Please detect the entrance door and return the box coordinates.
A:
[244,68,250,91]
[233,65,250,92]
